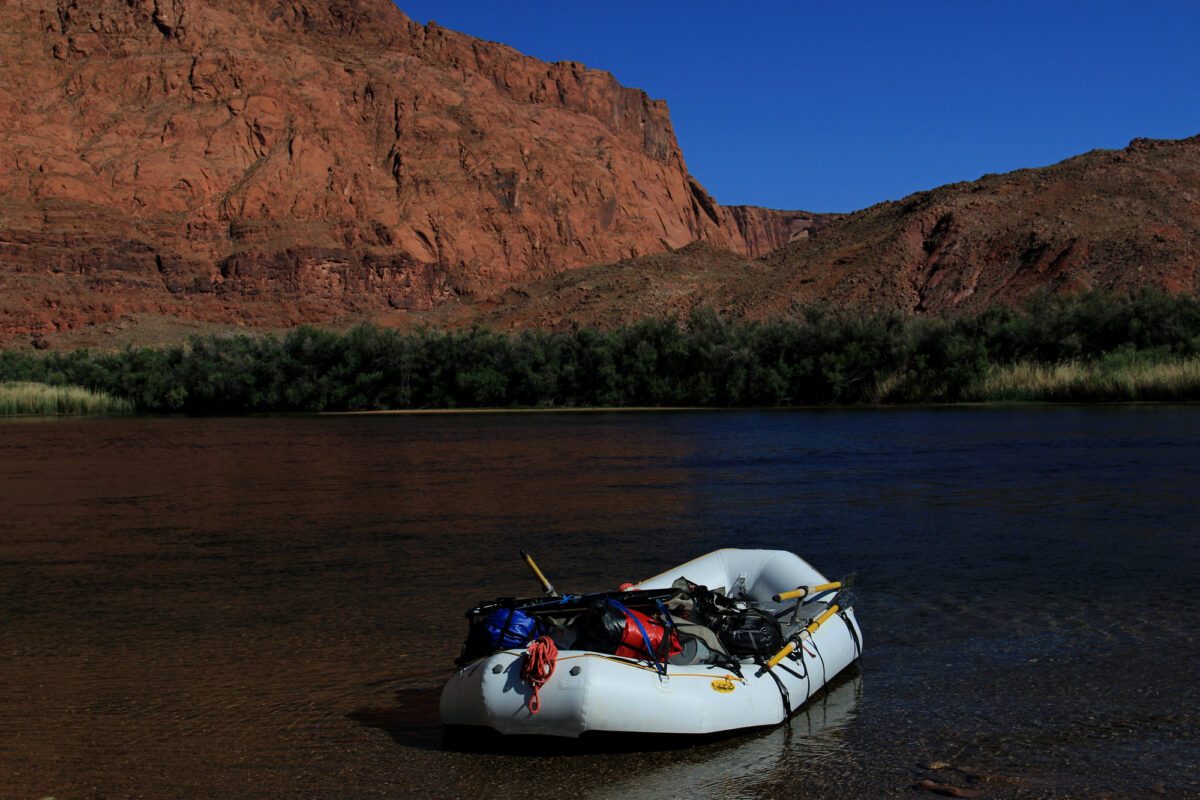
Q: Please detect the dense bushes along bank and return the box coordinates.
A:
[2,290,1199,413]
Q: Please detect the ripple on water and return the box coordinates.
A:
[2,410,1199,799]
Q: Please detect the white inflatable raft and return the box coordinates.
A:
[440,549,863,737]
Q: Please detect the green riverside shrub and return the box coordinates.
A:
[1,290,1197,413]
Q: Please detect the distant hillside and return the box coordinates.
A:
[421,135,1200,330]
[752,135,1200,315]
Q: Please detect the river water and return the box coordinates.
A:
[1,407,1198,799]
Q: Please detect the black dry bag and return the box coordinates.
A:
[719,608,783,657]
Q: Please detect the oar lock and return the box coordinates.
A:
[764,603,841,670]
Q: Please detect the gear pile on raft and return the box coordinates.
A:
[440,549,863,737]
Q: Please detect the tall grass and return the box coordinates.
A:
[968,352,1200,402]
[0,382,135,416]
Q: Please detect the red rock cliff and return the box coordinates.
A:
[0,0,806,341]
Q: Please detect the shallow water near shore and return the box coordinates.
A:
[2,407,1198,799]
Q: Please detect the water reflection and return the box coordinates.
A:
[582,670,862,800]
[422,669,863,800]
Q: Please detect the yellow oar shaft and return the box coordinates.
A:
[765,604,840,670]
[520,550,556,595]
[773,581,842,602]
[807,604,839,633]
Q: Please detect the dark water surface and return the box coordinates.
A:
[1,407,1198,799]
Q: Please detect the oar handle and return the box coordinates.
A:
[765,604,840,670]
[772,581,842,603]
[520,550,557,596]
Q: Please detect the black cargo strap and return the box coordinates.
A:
[839,609,862,660]
[758,654,792,716]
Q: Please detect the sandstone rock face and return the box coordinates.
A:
[0,0,806,343]
[6,0,1194,348]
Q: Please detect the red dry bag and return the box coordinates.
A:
[614,606,682,660]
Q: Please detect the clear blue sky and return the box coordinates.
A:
[396,1,1200,213]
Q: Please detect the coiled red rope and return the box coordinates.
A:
[521,635,558,713]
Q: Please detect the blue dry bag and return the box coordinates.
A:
[480,607,540,650]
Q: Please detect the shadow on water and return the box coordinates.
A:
[348,686,445,750]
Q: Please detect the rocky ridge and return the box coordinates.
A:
[751,135,1200,316]
[411,136,1200,330]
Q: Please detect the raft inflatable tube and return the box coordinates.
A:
[440,549,863,737]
